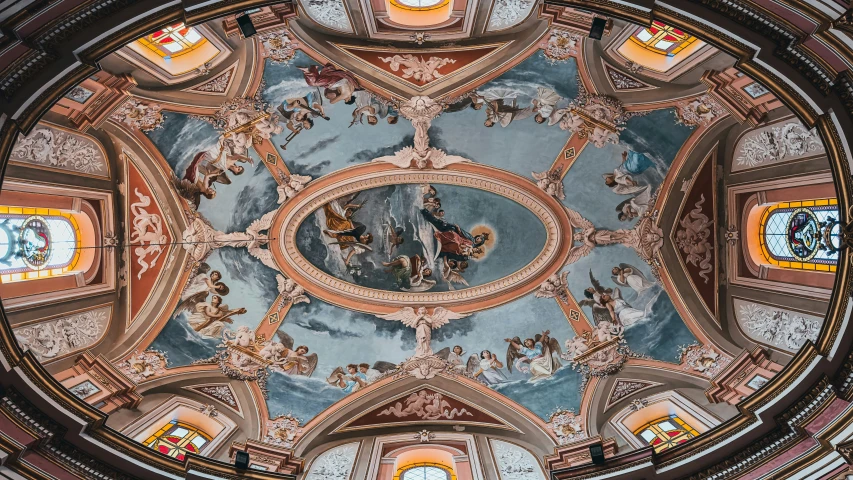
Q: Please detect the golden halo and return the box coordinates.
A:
[470,224,496,259]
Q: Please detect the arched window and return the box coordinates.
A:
[137,23,206,58]
[401,465,451,480]
[630,21,697,56]
[634,415,699,452]
[143,420,211,461]
[0,206,81,283]
[759,198,840,272]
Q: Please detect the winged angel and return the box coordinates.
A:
[377,307,468,358]
[373,96,470,169]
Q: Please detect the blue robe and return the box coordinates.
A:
[623,151,653,175]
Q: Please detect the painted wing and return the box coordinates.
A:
[171,176,202,208]
[506,338,524,374]
[591,305,612,326]
[589,269,611,295]
[548,337,562,357]
[429,307,468,329]
[302,353,318,378]
[620,263,652,286]
[326,366,344,385]
[531,171,549,181]
[564,207,594,231]
[565,243,594,266]
[174,291,208,317]
[434,347,451,360]
[276,331,295,350]
[372,361,398,373]
[377,307,420,328]
[276,274,287,294]
[466,354,480,375]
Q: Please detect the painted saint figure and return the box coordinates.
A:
[382,254,435,292]
[326,364,367,394]
[611,263,655,296]
[322,193,374,267]
[420,209,488,262]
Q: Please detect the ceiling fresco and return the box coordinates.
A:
[138,32,710,427]
[10,4,841,471]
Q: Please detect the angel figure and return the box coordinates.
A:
[483,96,533,128]
[441,258,469,290]
[322,193,374,267]
[435,345,468,373]
[616,185,652,222]
[535,271,570,303]
[505,330,562,380]
[564,207,638,266]
[276,171,312,204]
[532,87,563,124]
[532,167,566,200]
[384,223,405,257]
[472,350,507,385]
[359,361,397,384]
[184,295,246,339]
[171,154,218,208]
[382,254,435,292]
[276,274,309,306]
[327,364,367,393]
[273,331,318,377]
[377,307,468,358]
[603,151,654,195]
[349,90,399,126]
[182,262,229,300]
[563,335,589,360]
[611,263,655,296]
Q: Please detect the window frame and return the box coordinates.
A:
[758,198,839,272]
[633,414,699,453]
[629,21,697,56]
[0,206,82,283]
[398,463,454,480]
[142,420,212,461]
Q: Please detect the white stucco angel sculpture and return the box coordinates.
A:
[276,274,309,306]
[276,171,312,203]
[377,307,468,358]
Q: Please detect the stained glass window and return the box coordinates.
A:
[634,415,699,453]
[143,420,211,461]
[759,199,840,272]
[0,206,81,283]
[401,465,451,480]
[630,21,697,56]
[137,23,206,58]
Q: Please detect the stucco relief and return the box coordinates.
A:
[304,442,359,480]
[733,120,824,172]
[11,124,108,177]
[300,0,353,33]
[491,439,546,480]
[14,306,110,362]
[733,298,822,354]
[487,0,536,31]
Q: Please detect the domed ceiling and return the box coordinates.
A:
[8,0,840,470]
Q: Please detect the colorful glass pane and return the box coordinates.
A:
[142,420,212,460]
[629,23,697,56]
[136,22,206,58]
[760,199,840,272]
[0,207,81,283]
[633,415,699,453]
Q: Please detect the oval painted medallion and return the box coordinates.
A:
[295,183,548,293]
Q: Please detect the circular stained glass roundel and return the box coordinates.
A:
[19,215,51,270]
[786,207,821,262]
